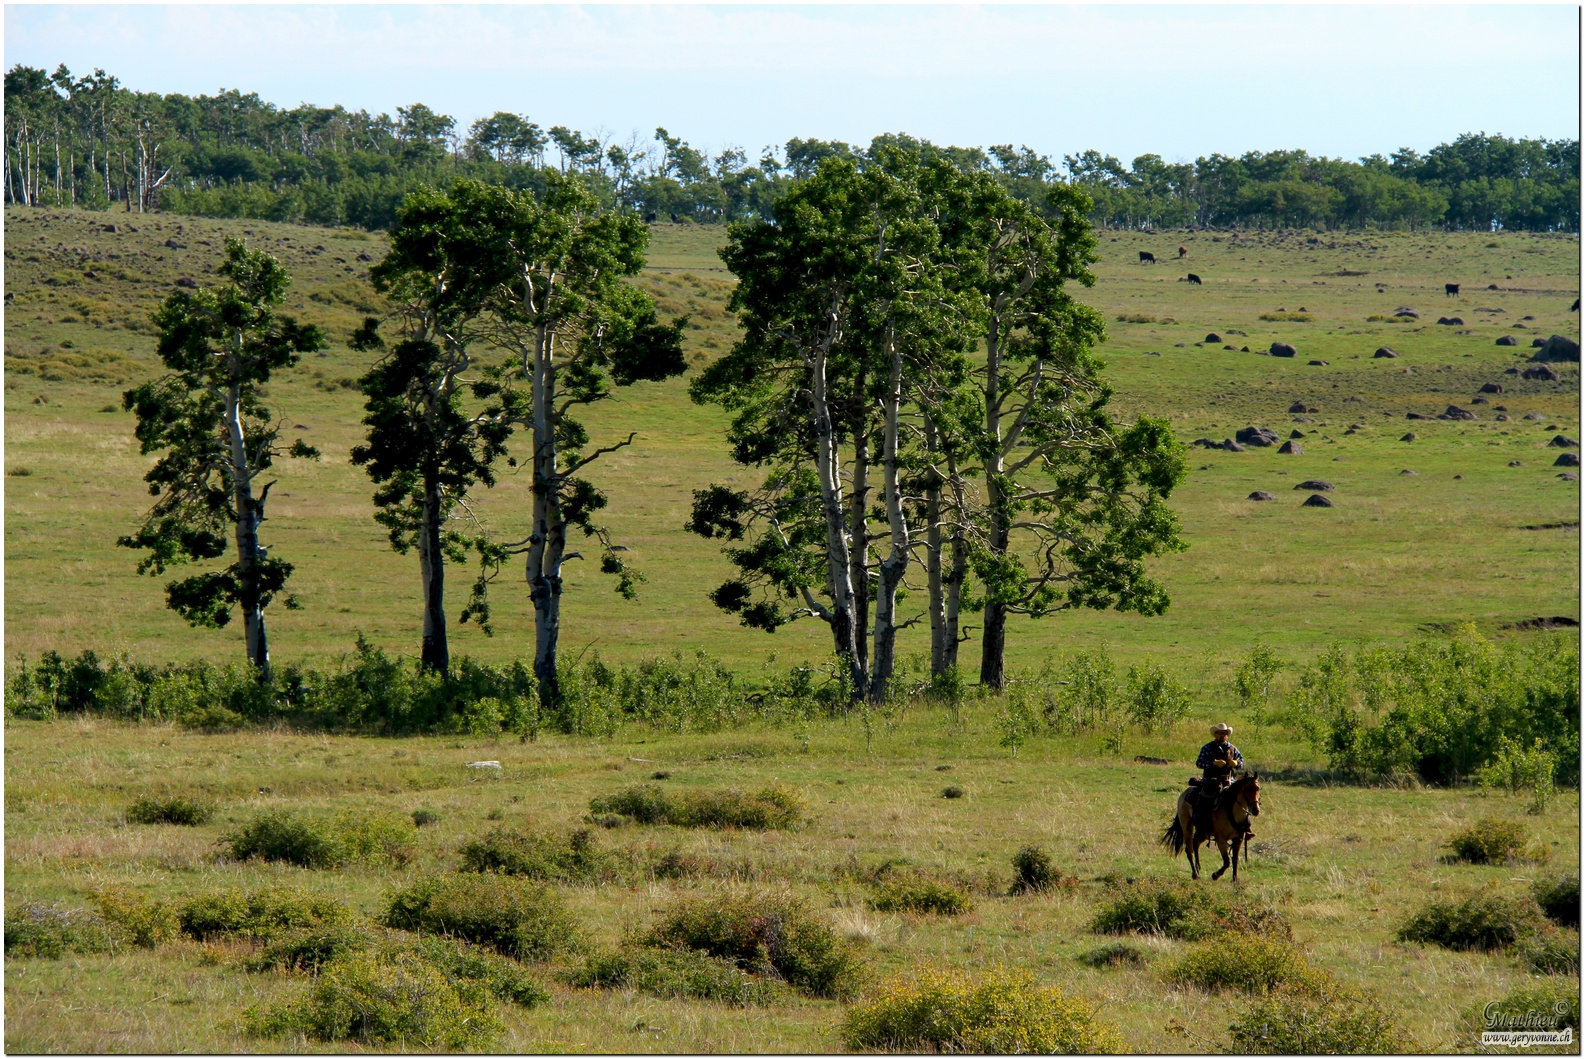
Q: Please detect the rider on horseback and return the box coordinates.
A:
[1193,723,1244,834]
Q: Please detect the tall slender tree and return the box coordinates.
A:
[120,239,324,676]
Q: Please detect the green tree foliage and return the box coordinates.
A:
[119,239,324,676]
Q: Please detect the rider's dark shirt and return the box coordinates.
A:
[1197,740,1243,771]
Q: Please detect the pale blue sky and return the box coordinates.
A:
[5,5,1578,166]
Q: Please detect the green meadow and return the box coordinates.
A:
[4,207,1580,1053]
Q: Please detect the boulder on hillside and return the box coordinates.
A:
[1247,491,1276,502]
[1295,480,1333,491]
[1436,316,1465,325]
[1400,433,1417,442]
[1439,405,1477,421]
[1522,364,1561,381]
[1373,347,1399,358]
[1223,439,1247,452]
[1479,383,1503,393]
[1405,412,1432,420]
[1270,342,1297,358]
[1393,307,1419,318]
[1290,430,1306,439]
[1532,338,1547,347]
[1288,401,1313,413]
[1308,359,1329,366]
[1554,452,1582,467]
[1400,468,1419,475]
[1236,426,1280,447]
[1549,435,1580,448]
[1278,440,1304,455]
[1533,334,1581,362]
[1495,335,1518,346]
[1205,333,1222,343]
[1301,493,1334,507]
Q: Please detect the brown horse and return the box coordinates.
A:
[1159,772,1261,881]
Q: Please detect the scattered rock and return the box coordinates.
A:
[1509,461,1524,467]
[1524,413,1546,421]
[1405,412,1432,420]
[1294,480,1333,491]
[1505,616,1581,631]
[1247,490,1276,502]
[1288,401,1314,413]
[175,276,198,288]
[1471,397,1488,405]
[1496,414,1511,422]
[1400,432,1416,442]
[1190,438,1220,449]
[1301,493,1333,507]
[1532,334,1581,362]
[164,238,186,249]
[101,223,118,233]
[1400,468,1419,475]
[1554,453,1581,467]
[1479,383,1504,394]
[82,270,99,279]
[1277,440,1304,455]
[1308,360,1329,366]
[1549,435,1580,448]
[1436,316,1465,325]
[1289,430,1306,439]
[1236,426,1280,447]
[1439,405,1477,421]
[1373,347,1400,360]
[1559,473,1581,482]
[1532,338,1546,347]
[1453,474,1463,480]
[356,251,374,262]
[1495,335,1518,346]
[1522,364,1560,381]
[1392,307,1419,318]
[1205,333,1222,343]
[1222,440,1246,453]
[1270,342,1297,358]
[466,760,502,769]
[1241,346,1251,353]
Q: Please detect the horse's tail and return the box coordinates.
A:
[1160,816,1185,857]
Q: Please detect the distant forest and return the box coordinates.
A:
[5,63,1580,233]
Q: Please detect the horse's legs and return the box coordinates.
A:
[1210,836,1231,881]
[1231,836,1242,883]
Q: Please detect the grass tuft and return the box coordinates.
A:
[224,810,413,868]
[588,782,802,829]
[458,825,613,883]
[566,945,791,1006]
[178,886,353,941]
[869,873,974,915]
[1010,845,1078,895]
[1077,941,1148,969]
[1446,817,1527,864]
[381,873,580,962]
[126,794,213,826]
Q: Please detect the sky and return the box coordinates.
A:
[4,4,1579,168]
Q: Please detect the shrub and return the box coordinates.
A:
[407,936,550,1008]
[126,794,212,826]
[1478,980,1580,1035]
[89,887,179,948]
[843,968,1123,1054]
[382,874,579,962]
[331,811,415,865]
[1010,845,1077,895]
[1397,892,1542,951]
[566,945,790,1006]
[1478,737,1558,814]
[1165,934,1312,993]
[1533,873,1580,929]
[4,903,117,958]
[459,826,612,883]
[245,927,368,973]
[1125,661,1192,733]
[1517,927,1581,975]
[942,785,965,799]
[178,886,353,941]
[411,808,441,828]
[588,783,802,830]
[645,890,864,999]
[869,875,973,916]
[1078,941,1148,968]
[1228,974,1410,1054]
[1446,818,1527,864]
[1258,311,1315,321]
[1092,878,1289,941]
[245,953,501,1049]
[225,812,346,868]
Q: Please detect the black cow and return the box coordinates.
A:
[1186,273,1202,285]
[1445,283,1460,296]
[643,211,657,223]
[1571,298,1580,312]
[1139,251,1156,264]
[670,212,681,224]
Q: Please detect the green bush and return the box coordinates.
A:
[1091,878,1289,942]
[178,886,353,941]
[244,927,368,973]
[4,903,117,958]
[843,968,1122,1053]
[411,808,441,828]
[1228,974,1410,1053]
[382,874,579,961]
[1397,892,1542,952]
[1165,934,1312,993]
[245,952,501,1049]
[588,783,802,830]
[1446,818,1527,864]
[459,826,612,883]
[1533,873,1580,928]
[645,890,864,998]
[225,812,347,868]
[1478,980,1580,1034]
[332,812,416,865]
[869,874,973,915]
[126,795,213,826]
[1517,927,1581,975]
[407,936,551,1008]
[566,945,790,1006]
[1010,845,1077,895]
[89,887,179,948]
[1078,941,1148,969]
[1125,661,1192,733]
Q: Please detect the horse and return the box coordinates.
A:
[1178,245,1188,259]
[1160,772,1261,882]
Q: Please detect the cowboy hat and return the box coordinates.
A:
[1211,722,1233,736]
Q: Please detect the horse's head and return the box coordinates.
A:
[1239,772,1261,816]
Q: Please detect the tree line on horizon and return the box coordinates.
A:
[5,62,1579,234]
[114,149,1187,708]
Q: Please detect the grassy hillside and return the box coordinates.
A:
[5,208,1579,676]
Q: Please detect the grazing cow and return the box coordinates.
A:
[670,212,682,224]
[1445,283,1460,296]
[1139,251,1156,264]
[1186,273,1202,285]
[1571,298,1580,312]
[643,211,657,223]
[1178,246,1188,259]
